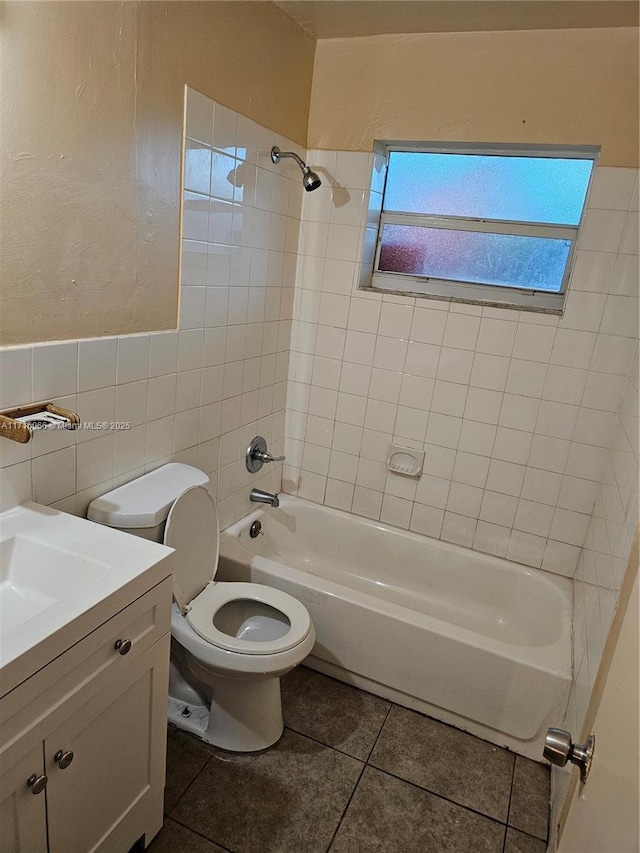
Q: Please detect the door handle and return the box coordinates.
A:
[544,728,595,783]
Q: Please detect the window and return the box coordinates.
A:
[368,143,598,312]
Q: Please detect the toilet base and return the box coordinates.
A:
[167,676,284,752]
[167,697,211,739]
[207,675,284,751]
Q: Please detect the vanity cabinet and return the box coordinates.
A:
[0,577,172,853]
[0,745,48,852]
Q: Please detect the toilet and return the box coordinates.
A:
[88,463,315,752]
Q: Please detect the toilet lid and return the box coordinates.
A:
[164,485,219,613]
[187,582,312,654]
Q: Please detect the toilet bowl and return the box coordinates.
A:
[88,463,315,751]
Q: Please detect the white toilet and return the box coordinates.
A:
[88,463,315,752]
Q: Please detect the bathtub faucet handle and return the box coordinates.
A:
[255,449,285,463]
[246,436,285,473]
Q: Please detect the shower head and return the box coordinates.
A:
[302,167,322,192]
[271,146,322,192]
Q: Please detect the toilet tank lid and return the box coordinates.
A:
[87,463,210,528]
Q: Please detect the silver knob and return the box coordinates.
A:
[254,450,285,463]
[114,638,132,655]
[544,728,595,784]
[27,774,48,794]
[54,749,74,770]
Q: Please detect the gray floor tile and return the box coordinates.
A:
[164,729,212,813]
[369,705,514,822]
[170,728,363,853]
[504,827,548,853]
[147,819,227,852]
[330,766,505,853]
[282,666,391,760]
[508,755,550,840]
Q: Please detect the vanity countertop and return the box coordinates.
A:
[0,501,174,698]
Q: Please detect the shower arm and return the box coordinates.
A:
[271,147,307,171]
[271,146,321,192]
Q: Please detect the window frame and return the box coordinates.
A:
[367,141,599,313]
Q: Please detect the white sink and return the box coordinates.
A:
[0,501,173,693]
[0,534,110,633]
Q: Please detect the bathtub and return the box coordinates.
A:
[218,496,572,760]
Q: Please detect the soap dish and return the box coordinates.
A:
[386,443,425,478]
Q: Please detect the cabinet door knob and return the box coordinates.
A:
[114,638,132,655]
[27,774,48,794]
[54,749,74,770]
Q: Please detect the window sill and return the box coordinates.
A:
[362,274,564,315]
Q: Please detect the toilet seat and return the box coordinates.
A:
[164,485,311,657]
[186,582,312,655]
[164,485,219,613]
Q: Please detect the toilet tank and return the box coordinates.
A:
[87,463,210,542]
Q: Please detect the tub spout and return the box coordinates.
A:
[250,488,280,508]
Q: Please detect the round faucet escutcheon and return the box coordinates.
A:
[250,520,264,538]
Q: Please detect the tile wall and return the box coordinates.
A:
[284,154,639,579]
[550,330,638,842]
[0,88,303,529]
[564,336,639,735]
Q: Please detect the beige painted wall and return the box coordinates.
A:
[308,28,639,166]
[0,1,314,346]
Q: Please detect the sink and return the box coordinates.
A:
[0,534,110,633]
[0,501,174,693]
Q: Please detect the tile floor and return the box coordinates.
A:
[148,666,550,853]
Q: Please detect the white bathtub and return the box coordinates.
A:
[218,496,572,760]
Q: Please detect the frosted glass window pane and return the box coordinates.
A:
[379,224,571,292]
[384,152,592,225]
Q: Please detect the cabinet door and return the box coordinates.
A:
[45,636,170,853]
[0,745,48,853]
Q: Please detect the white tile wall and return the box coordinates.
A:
[0,88,303,528]
[284,154,639,579]
[550,323,638,831]
[562,334,639,738]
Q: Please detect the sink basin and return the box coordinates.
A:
[0,534,110,633]
[0,501,174,694]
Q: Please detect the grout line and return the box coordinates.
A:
[323,761,368,853]
[282,723,370,763]
[364,700,393,763]
[281,694,392,761]
[506,825,551,846]
[166,816,236,852]
[501,753,519,853]
[324,702,392,852]
[366,764,510,832]
[164,729,215,817]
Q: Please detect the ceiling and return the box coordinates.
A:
[274,1,639,38]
